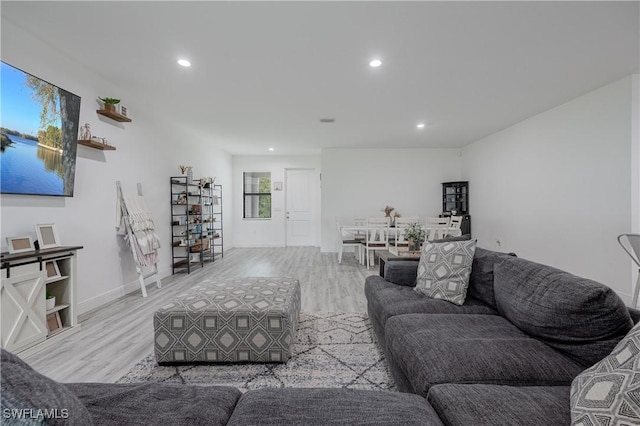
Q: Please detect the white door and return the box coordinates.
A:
[286,169,314,246]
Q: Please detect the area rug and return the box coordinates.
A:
[117,312,396,392]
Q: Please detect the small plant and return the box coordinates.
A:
[46,290,54,299]
[404,222,426,243]
[99,97,121,105]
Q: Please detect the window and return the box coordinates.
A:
[243,172,271,219]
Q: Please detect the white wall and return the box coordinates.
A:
[1,19,233,314]
[631,74,640,300]
[321,148,461,252]
[231,155,321,247]
[461,76,636,302]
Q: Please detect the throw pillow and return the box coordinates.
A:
[414,239,476,305]
[570,321,640,425]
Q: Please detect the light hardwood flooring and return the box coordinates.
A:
[22,247,375,383]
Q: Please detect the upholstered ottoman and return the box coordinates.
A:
[154,277,301,363]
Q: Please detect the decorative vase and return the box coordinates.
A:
[408,238,420,252]
[105,103,116,113]
[46,296,55,311]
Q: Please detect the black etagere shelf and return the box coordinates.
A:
[211,184,224,261]
[170,176,222,274]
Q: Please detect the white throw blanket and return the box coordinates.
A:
[116,193,161,263]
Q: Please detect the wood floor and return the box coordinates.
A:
[22,247,375,383]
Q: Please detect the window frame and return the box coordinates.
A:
[243,172,272,219]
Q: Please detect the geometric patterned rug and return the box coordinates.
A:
[117,312,396,393]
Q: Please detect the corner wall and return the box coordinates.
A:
[1,19,233,314]
[321,148,461,252]
[461,76,636,302]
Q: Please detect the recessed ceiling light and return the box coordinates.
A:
[319,118,335,123]
[369,59,382,68]
[416,123,425,129]
[177,59,191,67]
[268,147,275,151]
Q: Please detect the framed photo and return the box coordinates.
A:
[45,261,61,280]
[6,236,35,254]
[118,104,128,117]
[273,181,283,191]
[34,224,61,249]
[46,312,62,334]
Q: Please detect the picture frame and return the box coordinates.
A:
[45,261,61,280]
[6,236,35,254]
[46,312,62,334]
[273,181,283,191]
[118,104,128,117]
[34,223,61,249]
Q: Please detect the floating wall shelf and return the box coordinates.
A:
[77,139,116,150]
[96,109,132,123]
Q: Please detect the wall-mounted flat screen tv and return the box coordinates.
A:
[1,62,81,196]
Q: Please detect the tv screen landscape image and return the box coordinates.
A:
[1,62,81,196]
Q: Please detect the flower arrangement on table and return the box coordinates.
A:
[404,222,426,251]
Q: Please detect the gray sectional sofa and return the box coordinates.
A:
[2,247,637,425]
[365,247,640,425]
[1,349,444,425]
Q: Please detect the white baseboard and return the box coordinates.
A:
[77,265,172,315]
[232,243,286,248]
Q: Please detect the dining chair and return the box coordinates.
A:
[449,216,463,229]
[352,217,368,242]
[425,216,450,241]
[395,216,420,227]
[618,234,640,307]
[337,219,362,264]
[363,217,390,268]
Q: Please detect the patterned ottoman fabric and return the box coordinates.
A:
[154,277,301,363]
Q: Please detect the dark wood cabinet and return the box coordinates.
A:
[442,181,470,235]
[442,181,468,215]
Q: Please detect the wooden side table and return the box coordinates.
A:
[377,250,421,277]
[1,246,83,355]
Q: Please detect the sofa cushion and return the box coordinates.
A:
[415,240,477,305]
[493,256,634,367]
[428,384,570,426]
[365,276,497,330]
[227,388,444,426]
[570,321,640,425]
[467,247,515,309]
[66,382,241,426]
[0,349,93,425]
[384,314,584,396]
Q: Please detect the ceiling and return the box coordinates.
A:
[2,1,638,156]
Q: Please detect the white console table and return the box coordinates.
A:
[1,246,83,355]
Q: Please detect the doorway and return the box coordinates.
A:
[285,169,314,246]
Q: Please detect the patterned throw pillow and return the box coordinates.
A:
[414,239,476,305]
[570,321,640,425]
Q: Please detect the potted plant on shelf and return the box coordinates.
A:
[45,290,55,311]
[99,97,121,113]
[404,222,426,252]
